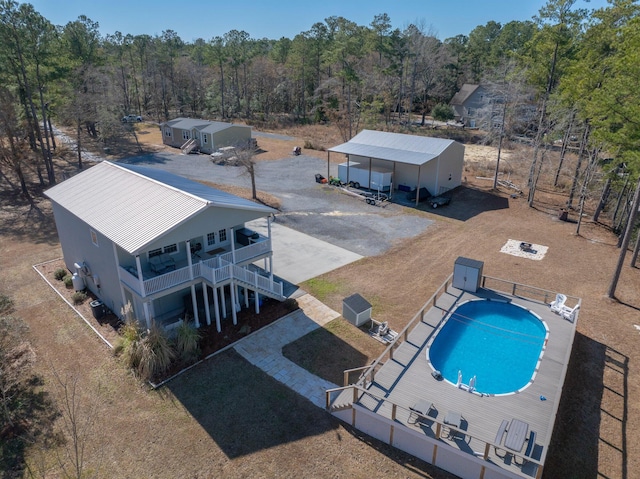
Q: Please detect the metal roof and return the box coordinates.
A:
[328,130,458,166]
[45,161,274,255]
[162,117,250,135]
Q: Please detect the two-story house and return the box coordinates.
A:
[45,161,283,332]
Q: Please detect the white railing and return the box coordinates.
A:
[118,266,143,296]
[144,265,193,295]
[121,241,282,299]
[219,239,271,264]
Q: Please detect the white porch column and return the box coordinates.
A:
[135,255,146,296]
[244,286,249,308]
[213,285,221,332]
[230,282,238,325]
[267,215,274,279]
[230,227,236,263]
[221,285,227,318]
[202,282,211,326]
[186,239,193,279]
[255,291,260,314]
[190,284,200,328]
[142,301,151,330]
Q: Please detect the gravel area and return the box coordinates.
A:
[120,152,434,257]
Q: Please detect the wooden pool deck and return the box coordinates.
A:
[339,282,578,479]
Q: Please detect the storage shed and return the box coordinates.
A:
[343,293,372,327]
[452,257,484,293]
[328,130,464,205]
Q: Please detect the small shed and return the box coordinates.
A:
[343,293,372,326]
[452,257,484,293]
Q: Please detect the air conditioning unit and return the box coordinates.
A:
[74,262,91,277]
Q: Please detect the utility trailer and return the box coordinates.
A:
[337,161,393,192]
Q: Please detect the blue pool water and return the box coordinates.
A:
[428,300,547,395]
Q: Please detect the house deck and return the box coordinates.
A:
[330,280,578,479]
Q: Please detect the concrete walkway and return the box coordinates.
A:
[233,293,341,408]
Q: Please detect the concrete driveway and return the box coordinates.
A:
[247,219,362,285]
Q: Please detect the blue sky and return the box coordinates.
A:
[27,0,609,42]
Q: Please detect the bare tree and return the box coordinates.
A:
[234,143,259,200]
[53,370,102,479]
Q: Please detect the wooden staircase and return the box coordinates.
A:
[181,138,197,155]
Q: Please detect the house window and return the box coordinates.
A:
[218,229,227,242]
[164,128,172,137]
[207,232,216,246]
[90,229,99,246]
[182,130,190,140]
[148,243,178,258]
[203,134,208,144]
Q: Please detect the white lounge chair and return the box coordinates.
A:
[560,304,579,322]
[549,293,567,314]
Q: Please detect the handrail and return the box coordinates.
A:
[124,242,282,299]
[352,274,453,388]
[325,384,544,469]
[348,273,580,390]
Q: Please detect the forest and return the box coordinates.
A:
[0,0,639,248]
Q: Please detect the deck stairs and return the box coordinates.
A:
[181,138,198,154]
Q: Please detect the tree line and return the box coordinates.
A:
[0,0,639,292]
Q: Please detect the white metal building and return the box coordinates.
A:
[327,130,465,205]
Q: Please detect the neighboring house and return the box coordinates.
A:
[45,161,283,332]
[449,84,491,128]
[328,130,465,203]
[160,117,252,154]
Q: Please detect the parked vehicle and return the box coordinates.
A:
[430,195,451,208]
[122,114,142,123]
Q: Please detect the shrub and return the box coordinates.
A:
[115,319,143,367]
[174,321,201,363]
[71,291,87,305]
[63,274,73,288]
[54,268,68,281]
[432,103,455,122]
[137,322,174,382]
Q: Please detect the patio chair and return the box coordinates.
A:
[408,400,435,425]
[494,419,509,458]
[560,304,579,322]
[549,293,567,314]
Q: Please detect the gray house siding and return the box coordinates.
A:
[211,126,251,150]
[50,202,123,316]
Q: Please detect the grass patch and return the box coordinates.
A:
[301,277,344,302]
[282,317,384,385]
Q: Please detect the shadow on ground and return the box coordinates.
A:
[392,185,510,222]
[164,349,339,459]
[543,333,627,479]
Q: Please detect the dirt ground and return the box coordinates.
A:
[2,122,639,478]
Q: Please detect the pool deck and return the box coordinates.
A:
[354,284,577,478]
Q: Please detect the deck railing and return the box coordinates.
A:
[351,273,454,390]
[119,238,282,299]
[482,275,581,310]
[326,274,574,479]
[325,384,543,478]
[343,274,579,393]
[219,239,271,265]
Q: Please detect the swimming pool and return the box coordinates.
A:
[428,299,548,395]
